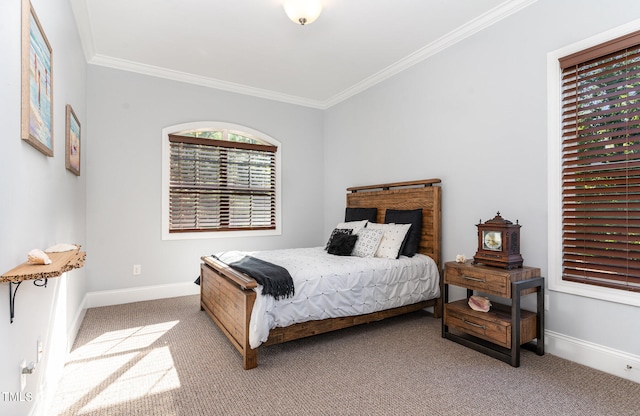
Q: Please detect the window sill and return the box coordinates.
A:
[548,272,640,308]
[162,228,281,241]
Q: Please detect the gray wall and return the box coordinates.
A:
[2,2,639,414]
[0,0,87,414]
[85,66,325,293]
[324,0,640,356]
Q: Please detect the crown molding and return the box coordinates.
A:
[70,0,95,62]
[322,0,538,108]
[77,0,538,110]
[88,54,326,109]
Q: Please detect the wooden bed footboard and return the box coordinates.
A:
[200,257,258,369]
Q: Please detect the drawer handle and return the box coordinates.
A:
[462,319,486,330]
[462,275,486,283]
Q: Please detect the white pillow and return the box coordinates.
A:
[335,220,368,234]
[352,228,385,258]
[367,223,411,259]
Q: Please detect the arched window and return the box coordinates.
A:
[162,122,281,240]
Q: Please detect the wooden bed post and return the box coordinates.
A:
[200,259,259,369]
[243,295,258,370]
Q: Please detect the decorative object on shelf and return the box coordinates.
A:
[468,295,491,312]
[473,212,523,269]
[27,249,51,265]
[21,0,54,156]
[65,104,81,176]
[2,246,86,323]
[455,254,466,263]
[283,0,322,25]
[45,243,79,252]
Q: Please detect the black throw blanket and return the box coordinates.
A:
[221,255,295,300]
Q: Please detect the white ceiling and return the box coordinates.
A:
[70,0,535,109]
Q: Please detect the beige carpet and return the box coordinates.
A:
[52,295,640,416]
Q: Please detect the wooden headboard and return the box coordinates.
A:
[346,179,442,269]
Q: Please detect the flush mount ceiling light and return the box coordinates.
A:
[283,0,323,26]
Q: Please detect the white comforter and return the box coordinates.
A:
[216,247,441,348]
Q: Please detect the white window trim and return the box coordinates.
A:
[161,121,282,240]
[547,19,640,307]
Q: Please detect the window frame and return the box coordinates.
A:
[162,121,282,240]
[547,20,640,307]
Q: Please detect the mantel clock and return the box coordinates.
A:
[473,212,523,269]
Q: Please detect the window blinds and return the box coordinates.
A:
[169,134,276,232]
[559,32,640,292]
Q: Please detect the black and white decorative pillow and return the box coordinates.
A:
[352,228,385,258]
[335,219,368,234]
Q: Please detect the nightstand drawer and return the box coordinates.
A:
[444,300,537,349]
[444,261,541,297]
[445,265,510,297]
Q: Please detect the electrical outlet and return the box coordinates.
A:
[544,294,549,311]
[133,264,141,275]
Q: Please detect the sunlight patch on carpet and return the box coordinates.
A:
[54,321,181,415]
[78,346,180,414]
[71,321,180,359]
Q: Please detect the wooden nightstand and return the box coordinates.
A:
[442,260,544,367]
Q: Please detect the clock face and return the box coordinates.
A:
[483,230,502,251]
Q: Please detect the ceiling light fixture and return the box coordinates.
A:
[283,0,322,26]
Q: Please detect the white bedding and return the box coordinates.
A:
[215,247,440,348]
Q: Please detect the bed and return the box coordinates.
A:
[200,178,442,369]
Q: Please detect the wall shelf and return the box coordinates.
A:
[1,249,86,323]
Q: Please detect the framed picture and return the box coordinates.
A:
[21,0,53,157]
[65,105,81,176]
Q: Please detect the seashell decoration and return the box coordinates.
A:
[45,243,79,253]
[468,295,491,312]
[27,249,52,265]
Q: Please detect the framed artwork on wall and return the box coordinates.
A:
[65,105,81,176]
[21,0,53,157]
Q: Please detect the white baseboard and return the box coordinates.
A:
[68,298,87,353]
[545,330,640,384]
[84,281,200,308]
